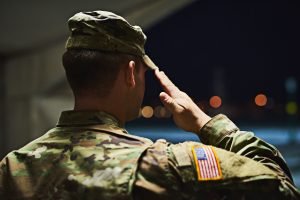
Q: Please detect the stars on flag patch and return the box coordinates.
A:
[192,145,222,181]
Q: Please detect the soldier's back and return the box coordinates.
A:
[0,121,152,200]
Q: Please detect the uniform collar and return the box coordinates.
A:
[56,110,122,128]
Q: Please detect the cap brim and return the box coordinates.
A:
[142,55,159,70]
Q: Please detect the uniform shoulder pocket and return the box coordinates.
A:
[171,142,192,167]
[169,142,199,183]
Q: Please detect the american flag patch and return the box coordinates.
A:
[192,145,222,181]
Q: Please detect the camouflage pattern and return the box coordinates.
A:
[66,10,158,70]
[0,111,299,199]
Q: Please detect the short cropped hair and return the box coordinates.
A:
[62,49,141,97]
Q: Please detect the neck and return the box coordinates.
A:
[73,94,126,126]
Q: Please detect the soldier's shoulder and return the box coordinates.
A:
[139,140,200,174]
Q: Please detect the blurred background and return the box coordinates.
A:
[0,0,299,187]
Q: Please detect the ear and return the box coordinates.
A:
[125,60,136,87]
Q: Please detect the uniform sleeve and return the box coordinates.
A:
[133,115,299,199]
[133,140,187,200]
[198,114,300,198]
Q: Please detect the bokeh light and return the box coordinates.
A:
[209,96,222,108]
[160,107,172,118]
[154,106,171,118]
[285,77,297,94]
[286,102,298,115]
[154,106,163,118]
[141,106,154,118]
[255,94,267,107]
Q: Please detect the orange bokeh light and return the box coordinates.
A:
[209,96,222,108]
[141,106,154,118]
[255,94,267,107]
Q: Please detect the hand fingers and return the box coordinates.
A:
[159,92,181,113]
[155,69,180,97]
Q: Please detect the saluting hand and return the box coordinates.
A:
[154,69,211,133]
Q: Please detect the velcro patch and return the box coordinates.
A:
[172,143,192,167]
[192,145,222,181]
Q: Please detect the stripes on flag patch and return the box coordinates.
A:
[192,145,222,181]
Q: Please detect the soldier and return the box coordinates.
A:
[0,10,299,200]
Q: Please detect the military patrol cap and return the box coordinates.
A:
[65,10,158,70]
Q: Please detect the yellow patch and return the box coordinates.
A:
[192,145,222,181]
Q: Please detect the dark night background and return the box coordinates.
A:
[0,0,299,187]
[140,0,300,124]
[127,1,300,187]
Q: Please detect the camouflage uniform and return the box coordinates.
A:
[0,111,299,199]
[1,10,299,200]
